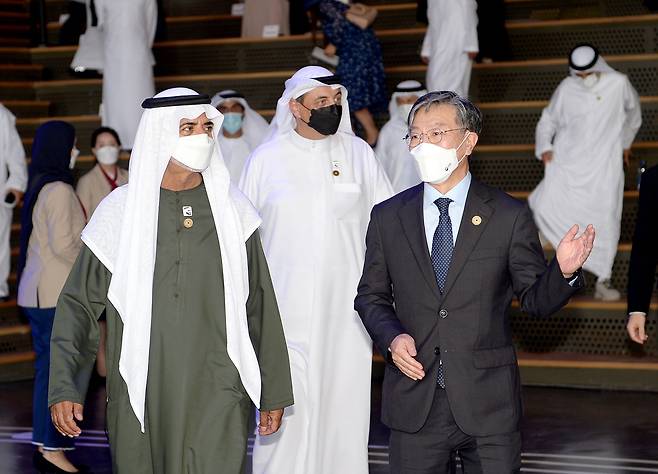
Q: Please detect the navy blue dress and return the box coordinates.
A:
[318,0,387,112]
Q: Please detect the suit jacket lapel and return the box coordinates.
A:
[398,184,441,302]
[442,179,494,298]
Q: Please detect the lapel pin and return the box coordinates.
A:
[472,215,482,226]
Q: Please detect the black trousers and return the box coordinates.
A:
[389,388,521,474]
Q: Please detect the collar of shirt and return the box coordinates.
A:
[423,172,472,212]
[288,128,332,152]
[422,172,472,249]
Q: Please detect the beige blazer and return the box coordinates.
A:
[17,182,86,308]
[76,164,129,219]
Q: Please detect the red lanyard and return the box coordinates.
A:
[99,165,119,190]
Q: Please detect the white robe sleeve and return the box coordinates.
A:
[535,86,563,160]
[1,109,27,192]
[365,146,394,205]
[238,151,262,208]
[462,0,479,53]
[621,77,642,150]
[421,1,434,58]
[421,29,433,58]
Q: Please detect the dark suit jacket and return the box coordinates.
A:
[628,165,658,315]
[354,179,582,437]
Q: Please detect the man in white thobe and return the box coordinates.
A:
[376,80,426,194]
[97,0,157,149]
[0,104,27,300]
[529,44,642,301]
[211,90,269,183]
[421,0,478,97]
[240,66,393,474]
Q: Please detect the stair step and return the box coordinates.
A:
[15,94,658,153]
[0,1,29,13]
[0,63,44,80]
[470,143,658,195]
[0,11,28,21]
[2,51,654,117]
[0,349,33,382]
[18,15,658,80]
[0,37,28,47]
[2,99,50,118]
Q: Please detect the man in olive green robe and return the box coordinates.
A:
[47,89,294,474]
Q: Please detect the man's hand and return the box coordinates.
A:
[421,55,430,65]
[390,334,425,381]
[50,401,83,437]
[627,313,648,344]
[623,148,632,168]
[259,408,284,436]
[324,43,337,57]
[556,224,595,277]
[467,51,478,60]
[541,151,553,164]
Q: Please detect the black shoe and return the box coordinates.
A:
[33,451,92,473]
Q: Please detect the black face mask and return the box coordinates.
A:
[301,103,342,136]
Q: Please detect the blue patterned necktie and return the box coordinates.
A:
[431,198,454,292]
[431,197,453,388]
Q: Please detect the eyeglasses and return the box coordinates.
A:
[404,128,466,148]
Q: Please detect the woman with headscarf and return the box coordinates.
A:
[17,121,87,473]
[305,0,387,146]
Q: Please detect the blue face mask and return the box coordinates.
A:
[222,113,244,135]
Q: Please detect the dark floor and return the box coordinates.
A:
[1,376,657,473]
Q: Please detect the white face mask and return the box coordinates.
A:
[582,73,599,88]
[398,103,414,122]
[69,147,80,169]
[410,132,470,185]
[171,134,215,172]
[95,145,120,166]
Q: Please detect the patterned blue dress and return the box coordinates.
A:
[317,0,387,112]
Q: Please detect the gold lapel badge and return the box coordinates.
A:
[472,215,482,226]
[183,218,194,229]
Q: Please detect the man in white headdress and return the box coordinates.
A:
[241,66,393,474]
[47,88,293,473]
[376,80,426,194]
[211,90,269,183]
[421,0,479,96]
[529,44,642,301]
[97,0,157,149]
[0,104,27,301]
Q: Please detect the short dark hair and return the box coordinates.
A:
[90,126,121,149]
[408,91,483,135]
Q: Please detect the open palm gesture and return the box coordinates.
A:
[556,224,595,276]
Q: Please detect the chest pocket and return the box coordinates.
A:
[468,246,505,261]
[332,182,362,221]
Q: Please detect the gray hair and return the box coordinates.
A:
[407,91,483,135]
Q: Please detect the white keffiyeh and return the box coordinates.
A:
[82,88,262,431]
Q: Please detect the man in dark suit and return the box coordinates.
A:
[627,164,658,344]
[354,91,595,473]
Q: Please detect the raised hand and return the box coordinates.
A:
[556,224,595,276]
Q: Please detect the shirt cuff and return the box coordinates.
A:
[629,311,647,318]
[567,275,579,287]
